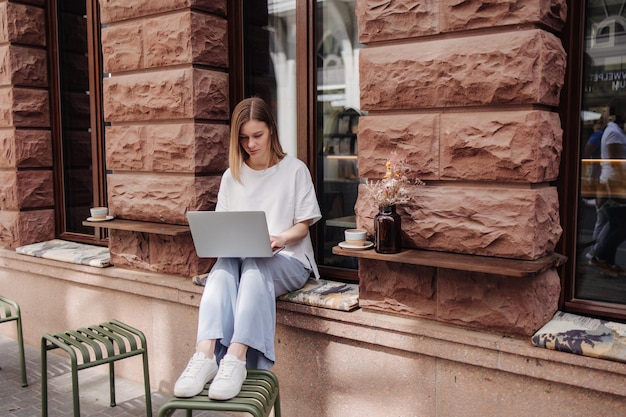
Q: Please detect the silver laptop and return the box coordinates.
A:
[186,211,282,258]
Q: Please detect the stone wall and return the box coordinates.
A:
[0,0,54,249]
[354,0,568,335]
[0,0,569,333]
[100,0,229,276]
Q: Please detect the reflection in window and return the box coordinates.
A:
[577,0,626,304]
[317,0,364,271]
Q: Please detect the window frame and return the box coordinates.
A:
[48,0,108,245]
[558,0,626,320]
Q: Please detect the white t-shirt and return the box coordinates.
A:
[600,121,626,184]
[216,155,322,278]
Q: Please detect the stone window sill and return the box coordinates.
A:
[332,246,566,277]
[82,219,190,236]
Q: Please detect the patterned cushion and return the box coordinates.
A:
[192,274,359,312]
[532,311,626,363]
[278,279,359,311]
[16,239,111,268]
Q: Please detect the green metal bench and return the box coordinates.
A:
[0,295,28,387]
[157,369,281,417]
[41,319,152,416]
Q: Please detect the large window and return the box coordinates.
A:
[238,0,363,280]
[48,0,107,244]
[562,0,626,320]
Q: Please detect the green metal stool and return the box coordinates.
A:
[41,319,152,416]
[0,295,28,387]
[157,369,281,417]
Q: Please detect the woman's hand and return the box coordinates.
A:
[270,221,310,249]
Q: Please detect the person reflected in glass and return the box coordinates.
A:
[582,116,607,258]
[589,115,626,276]
[173,97,321,400]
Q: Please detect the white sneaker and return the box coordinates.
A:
[174,352,218,397]
[208,354,247,400]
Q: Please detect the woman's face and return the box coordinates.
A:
[240,119,272,169]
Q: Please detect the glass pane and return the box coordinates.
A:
[56,1,94,233]
[576,0,626,303]
[243,0,297,156]
[316,0,364,269]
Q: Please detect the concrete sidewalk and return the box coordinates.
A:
[0,335,225,416]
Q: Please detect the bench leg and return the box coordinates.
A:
[71,362,81,416]
[109,361,116,407]
[16,313,27,387]
[141,350,153,417]
[41,338,48,417]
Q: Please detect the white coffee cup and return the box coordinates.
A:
[345,229,367,246]
[90,207,108,219]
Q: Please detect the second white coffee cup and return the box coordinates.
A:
[345,229,367,246]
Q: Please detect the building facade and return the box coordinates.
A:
[1,1,626,416]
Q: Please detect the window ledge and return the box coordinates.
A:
[276,301,626,398]
[332,246,567,277]
[82,219,190,236]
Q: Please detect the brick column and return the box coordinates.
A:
[355,0,568,335]
[100,0,229,276]
[0,1,54,249]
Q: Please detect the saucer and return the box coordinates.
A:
[338,241,374,250]
[87,215,114,222]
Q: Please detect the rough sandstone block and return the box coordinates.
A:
[356,0,439,44]
[0,129,52,168]
[436,268,561,335]
[359,260,438,319]
[100,0,227,24]
[0,87,50,128]
[189,11,228,68]
[360,29,566,110]
[0,209,54,249]
[108,229,213,276]
[358,258,561,336]
[0,3,46,46]
[0,170,53,210]
[355,185,562,260]
[0,130,15,167]
[103,68,229,122]
[107,173,221,224]
[440,110,562,182]
[143,11,227,69]
[356,0,567,44]
[106,123,229,173]
[358,110,562,183]
[101,21,143,72]
[102,11,227,72]
[358,113,440,180]
[441,0,567,32]
[0,45,48,87]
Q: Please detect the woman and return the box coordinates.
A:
[174,97,321,400]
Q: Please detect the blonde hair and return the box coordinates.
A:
[228,97,286,183]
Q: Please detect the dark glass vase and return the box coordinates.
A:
[374,205,402,253]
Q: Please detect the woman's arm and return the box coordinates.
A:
[270,221,310,249]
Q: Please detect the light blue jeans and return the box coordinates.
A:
[196,254,310,369]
